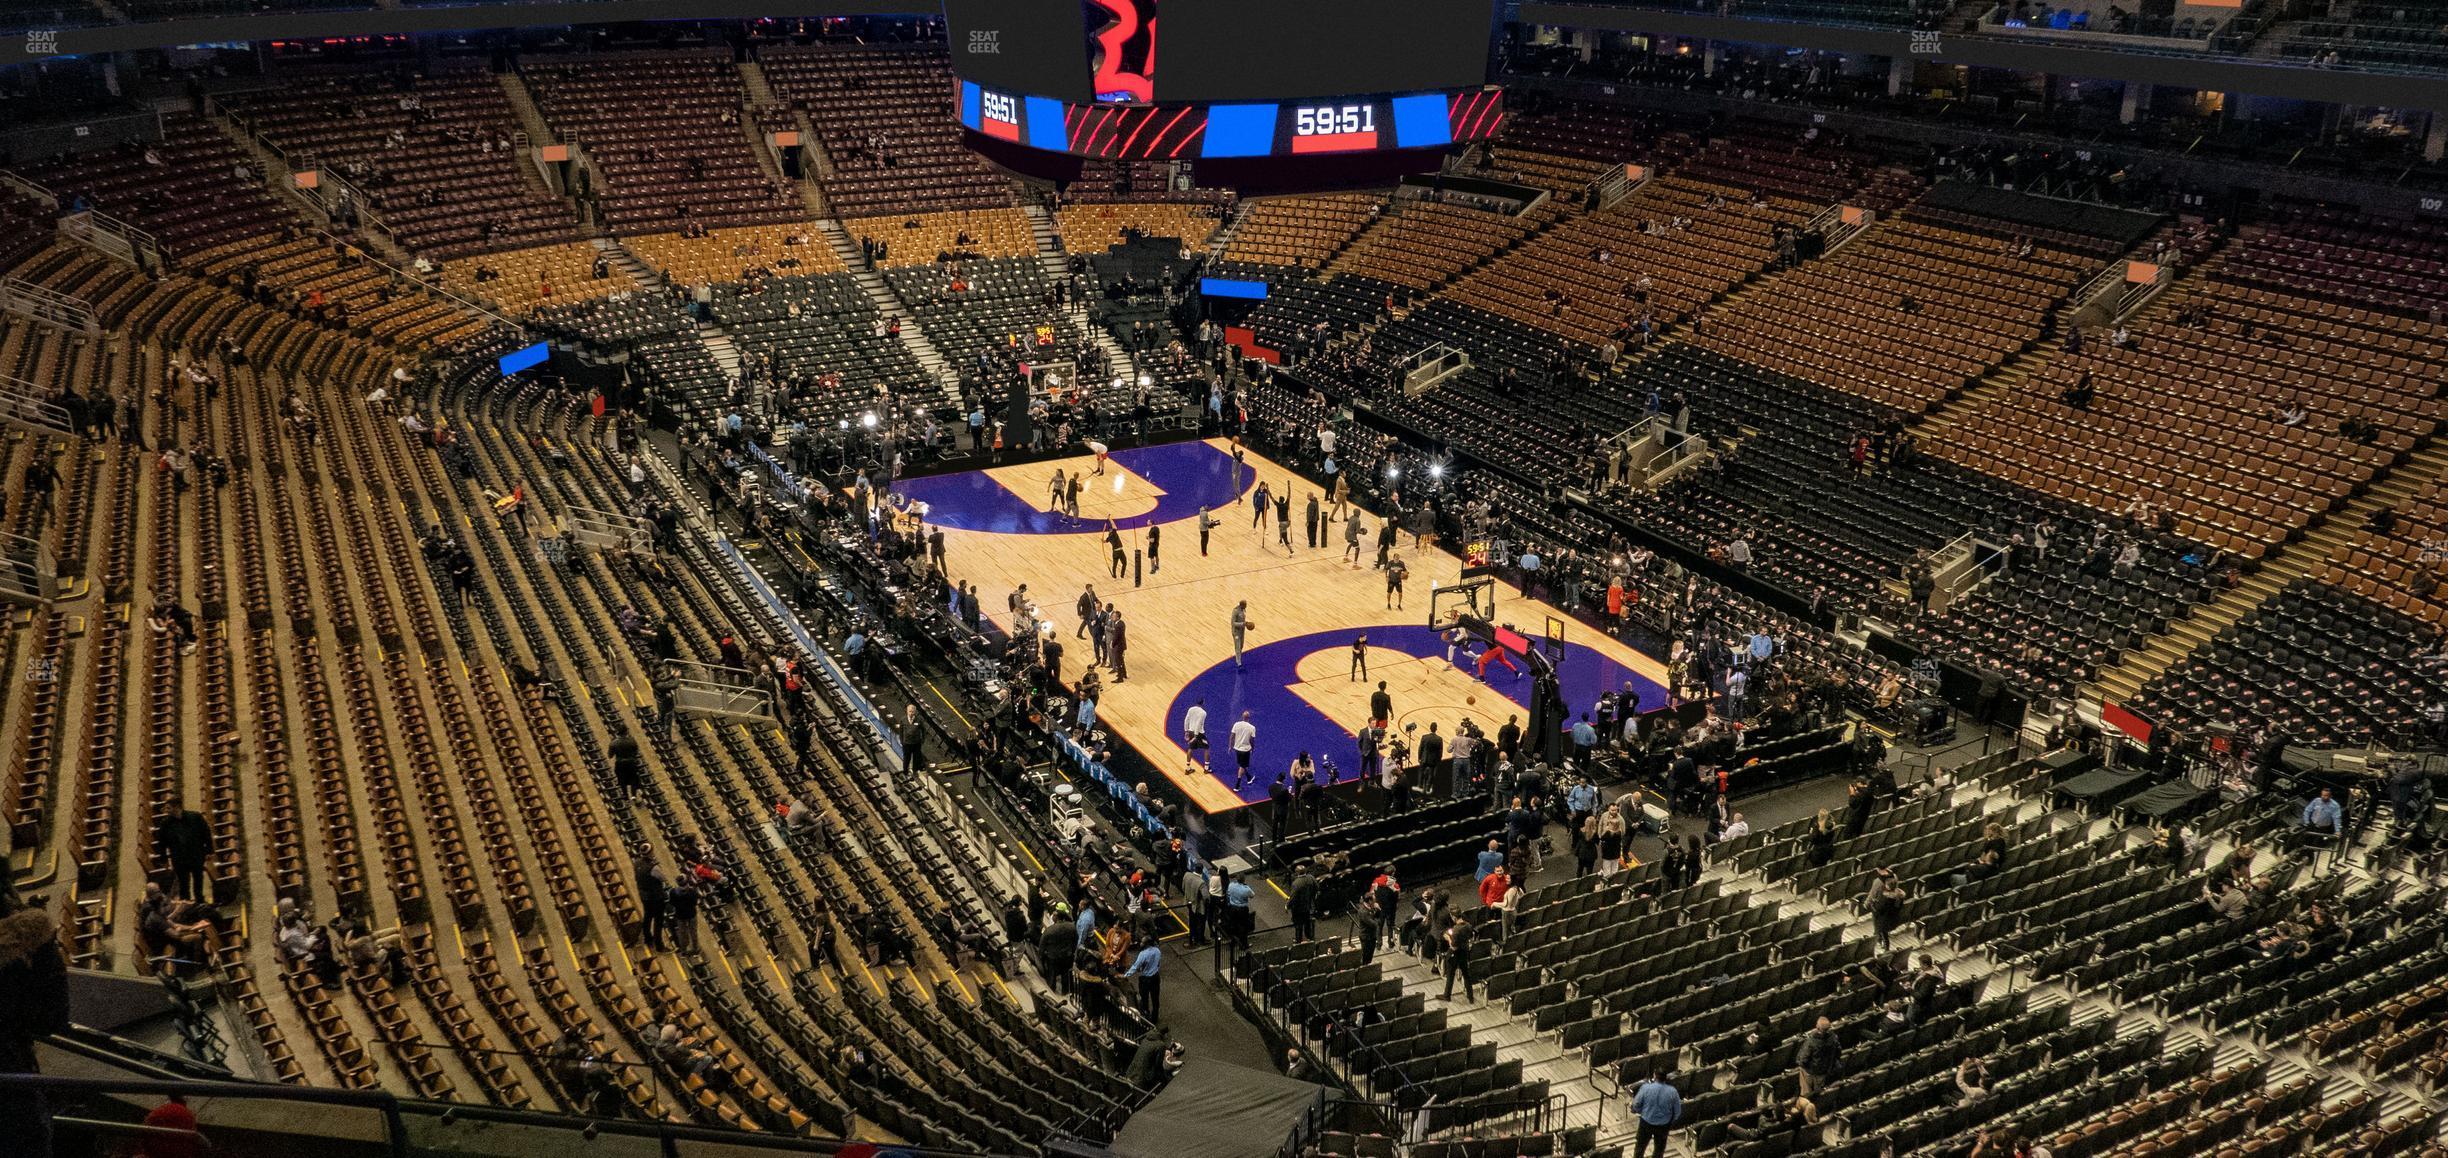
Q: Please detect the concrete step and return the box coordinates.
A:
[738,60,775,106]
[698,324,741,376]
[499,71,560,149]
[814,220,953,392]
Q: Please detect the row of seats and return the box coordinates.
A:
[760,44,1017,219]
[844,207,1037,268]
[1326,200,1552,292]
[1055,202,1219,255]
[628,224,844,289]
[214,63,581,260]
[521,51,799,236]
[1688,213,2098,416]
[1220,194,1383,270]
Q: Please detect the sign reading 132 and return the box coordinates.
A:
[1293,104,1377,136]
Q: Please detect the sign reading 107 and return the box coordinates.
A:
[1293,104,1377,136]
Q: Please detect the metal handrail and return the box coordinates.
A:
[6,1061,1014,1157]
[298,222,526,336]
[0,1073,412,1158]
[0,169,58,209]
[52,1116,214,1149]
[0,274,99,334]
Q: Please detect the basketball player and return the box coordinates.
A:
[1230,711,1258,789]
[1477,635,1521,679]
[1183,698,1209,770]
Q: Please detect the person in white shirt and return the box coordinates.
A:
[1721,812,1751,842]
[1183,700,1210,770]
[1230,712,1258,789]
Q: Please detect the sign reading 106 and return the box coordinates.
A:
[1293,104,1377,136]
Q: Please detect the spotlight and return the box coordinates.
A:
[1387,466,1401,480]
[1429,464,1445,480]
[861,412,877,429]
[1112,376,1127,390]
[1137,373,1153,388]
[838,419,849,430]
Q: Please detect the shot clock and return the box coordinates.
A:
[1288,102,1382,153]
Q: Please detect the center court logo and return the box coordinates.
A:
[968,29,1001,54]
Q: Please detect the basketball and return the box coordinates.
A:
[1467,695,1477,706]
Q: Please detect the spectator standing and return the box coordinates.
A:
[1125,942,1163,1019]
[1441,915,1476,1001]
[1796,1016,1841,1097]
[1631,1070,1680,1158]
[1867,867,1904,951]
[153,804,212,902]
[1287,864,1318,943]
[0,884,70,1153]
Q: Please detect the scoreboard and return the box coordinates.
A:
[943,0,1499,158]
[942,0,1496,105]
[960,81,1504,160]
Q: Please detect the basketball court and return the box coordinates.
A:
[898,439,1674,813]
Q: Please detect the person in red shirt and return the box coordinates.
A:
[1476,864,1510,909]
[140,1095,203,1158]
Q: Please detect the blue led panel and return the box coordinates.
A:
[1203,103,1279,158]
[498,342,550,376]
[1391,93,1453,149]
[960,81,983,131]
[1199,277,1270,300]
[1025,95,1069,151]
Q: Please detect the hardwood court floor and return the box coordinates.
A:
[918,440,1670,813]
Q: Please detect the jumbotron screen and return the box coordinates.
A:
[942,0,1497,106]
[943,0,1097,102]
[960,82,1504,159]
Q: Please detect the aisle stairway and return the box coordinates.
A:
[597,238,741,378]
[815,220,951,384]
[1206,201,1245,261]
[734,62,823,218]
[498,71,561,149]
[2090,437,2448,705]
[1021,201,1139,375]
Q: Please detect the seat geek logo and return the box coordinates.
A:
[968,29,1002,55]
[25,30,60,54]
